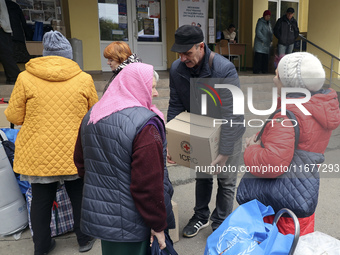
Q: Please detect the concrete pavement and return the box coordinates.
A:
[1,126,340,254]
[2,71,340,254]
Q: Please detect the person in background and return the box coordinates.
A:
[274,7,299,56]
[222,24,237,43]
[5,31,98,255]
[253,10,273,74]
[167,25,245,237]
[240,52,340,236]
[0,0,21,84]
[102,41,141,95]
[5,0,32,63]
[74,63,175,255]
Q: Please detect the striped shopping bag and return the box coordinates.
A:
[26,184,74,237]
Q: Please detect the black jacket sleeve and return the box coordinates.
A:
[167,64,186,122]
[273,18,282,40]
[217,62,245,155]
[293,19,300,39]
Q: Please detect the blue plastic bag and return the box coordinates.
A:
[1,128,30,194]
[204,200,295,255]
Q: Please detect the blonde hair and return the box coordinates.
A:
[103,41,132,64]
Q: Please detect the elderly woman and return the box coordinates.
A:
[237,52,340,235]
[74,63,175,255]
[253,10,273,74]
[102,41,141,94]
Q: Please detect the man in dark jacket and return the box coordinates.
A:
[5,0,32,63]
[0,0,21,84]
[167,25,245,237]
[274,7,299,55]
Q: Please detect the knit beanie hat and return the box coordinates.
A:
[43,31,73,59]
[263,10,271,17]
[277,52,325,92]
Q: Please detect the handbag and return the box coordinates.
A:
[236,110,323,217]
[26,184,74,237]
[204,199,300,255]
[150,231,178,255]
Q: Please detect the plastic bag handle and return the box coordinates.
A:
[273,208,300,255]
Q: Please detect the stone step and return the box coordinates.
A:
[161,110,168,120]
[94,81,107,93]
[152,98,169,111]
[241,83,275,93]
[94,78,170,93]
[157,79,169,88]
[157,87,169,98]
[0,74,275,98]
[245,99,275,112]
[239,75,274,84]
[0,85,13,101]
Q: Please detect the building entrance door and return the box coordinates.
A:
[98,0,166,71]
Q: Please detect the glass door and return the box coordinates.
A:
[132,0,166,70]
[268,1,278,29]
[98,0,166,71]
[98,0,133,71]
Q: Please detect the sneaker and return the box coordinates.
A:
[183,216,209,238]
[79,238,96,253]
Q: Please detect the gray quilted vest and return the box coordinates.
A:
[80,107,174,242]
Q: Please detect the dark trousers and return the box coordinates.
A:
[194,138,242,230]
[253,52,269,74]
[0,28,20,83]
[30,178,91,255]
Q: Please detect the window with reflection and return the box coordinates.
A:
[136,0,162,42]
[280,1,298,21]
[209,0,238,41]
[98,0,128,41]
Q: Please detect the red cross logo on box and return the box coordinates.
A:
[180,141,191,154]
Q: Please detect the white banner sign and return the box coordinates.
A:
[178,0,209,43]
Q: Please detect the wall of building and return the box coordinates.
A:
[239,0,253,68]
[0,0,329,76]
[165,1,178,69]
[239,0,268,68]
[299,0,309,32]
[308,0,340,91]
[66,0,101,72]
[0,0,100,73]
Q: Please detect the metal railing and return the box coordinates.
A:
[297,34,340,90]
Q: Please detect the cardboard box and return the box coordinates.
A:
[26,41,43,56]
[169,200,179,243]
[0,104,9,128]
[166,112,221,170]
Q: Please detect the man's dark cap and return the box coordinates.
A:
[171,25,204,53]
[286,7,295,13]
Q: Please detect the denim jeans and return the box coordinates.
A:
[277,43,294,56]
[193,138,242,229]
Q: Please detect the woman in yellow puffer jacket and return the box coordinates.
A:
[5,31,98,255]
